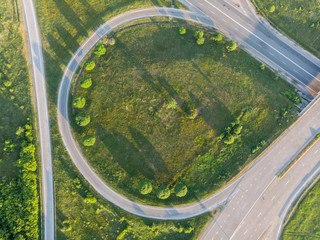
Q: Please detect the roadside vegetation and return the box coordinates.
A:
[0,1,39,239]
[72,24,298,205]
[282,178,320,239]
[35,0,212,238]
[252,0,320,56]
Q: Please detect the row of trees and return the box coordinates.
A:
[138,180,188,199]
[0,123,39,239]
[178,27,237,51]
[73,43,108,147]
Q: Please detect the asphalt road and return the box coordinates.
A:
[20,0,54,239]
[187,0,320,97]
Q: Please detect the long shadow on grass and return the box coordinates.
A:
[54,0,88,37]
[56,24,80,52]
[97,125,156,179]
[128,126,168,176]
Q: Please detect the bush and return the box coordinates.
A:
[282,91,302,105]
[226,40,237,52]
[156,185,170,199]
[75,113,90,126]
[85,60,95,71]
[233,125,243,135]
[268,5,276,13]
[197,37,205,45]
[193,30,204,39]
[4,81,12,87]
[94,43,106,57]
[260,64,265,70]
[174,183,188,197]
[223,134,235,144]
[212,33,222,42]
[73,96,86,109]
[80,77,92,88]
[138,180,153,195]
[82,135,96,146]
[179,27,186,35]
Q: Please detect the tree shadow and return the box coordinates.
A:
[56,24,80,52]
[128,126,168,175]
[97,125,155,179]
[54,0,88,37]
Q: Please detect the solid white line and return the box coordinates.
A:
[204,0,320,84]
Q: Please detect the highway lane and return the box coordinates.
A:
[200,95,320,240]
[20,0,54,239]
[58,7,242,220]
[187,0,320,96]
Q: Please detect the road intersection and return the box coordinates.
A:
[21,0,320,239]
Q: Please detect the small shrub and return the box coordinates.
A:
[193,30,204,39]
[73,96,86,109]
[174,183,188,197]
[156,185,170,199]
[94,43,106,57]
[179,27,186,35]
[260,64,265,70]
[80,77,92,88]
[212,33,222,42]
[223,134,235,144]
[268,5,276,13]
[75,113,90,126]
[233,125,243,135]
[197,37,205,45]
[85,60,95,71]
[138,180,153,195]
[282,91,302,105]
[226,40,237,52]
[82,135,96,146]
[4,81,12,87]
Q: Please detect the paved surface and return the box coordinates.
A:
[186,0,320,97]
[20,0,54,239]
[55,2,320,240]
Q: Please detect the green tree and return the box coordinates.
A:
[174,183,188,197]
[233,125,243,135]
[179,27,186,35]
[82,135,96,146]
[268,5,276,13]
[193,30,204,39]
[223,134,235,144]
[73,96,86,109]
[80,77,92,88]
[226,40,237,52]
[138,180,153,195]
[94,43,106,57]
[156,185,170,199]
[75,113,91,126]
[212,33,222,42]
[85,60,95,71]
[197,37,205,45]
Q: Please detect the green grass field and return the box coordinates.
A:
[282,179,320,239]
[0,0,39,238]
[71,23,298,205]
[253,0,320,57]
[35,0,212,239]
